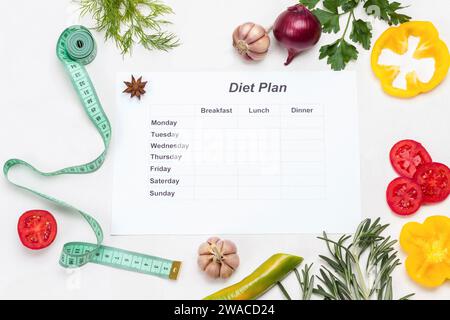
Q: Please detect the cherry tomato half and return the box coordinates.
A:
[386,177,423,216]
[390,140,432,178]
[17,210,57,250]
[414,162,450,204]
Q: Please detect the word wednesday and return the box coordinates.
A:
[229,82,287,93]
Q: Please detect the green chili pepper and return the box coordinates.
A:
[203,253,303,300]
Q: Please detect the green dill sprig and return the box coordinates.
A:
[299,0,411,70]
[77,0,179,55]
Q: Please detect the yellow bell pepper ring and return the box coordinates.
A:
[371,21,450,98]
[400,215,450,288]
[203,253,303,300]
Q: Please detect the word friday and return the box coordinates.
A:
[229,82,287,93]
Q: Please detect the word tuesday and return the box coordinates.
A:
[229,82,287,93]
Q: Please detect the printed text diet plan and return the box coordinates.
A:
[112,72,361,235]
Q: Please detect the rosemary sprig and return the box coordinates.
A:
[299,265,315,300]
[278,219,414,300]
[277,264,315,300]
[277,282,292,300]
[77,0,179,55]
[313,218,414,300]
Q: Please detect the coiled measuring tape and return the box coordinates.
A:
[3,26,181,280]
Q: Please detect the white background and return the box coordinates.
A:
[0,0,449,300]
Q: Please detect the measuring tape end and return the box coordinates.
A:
[169,261,182,280]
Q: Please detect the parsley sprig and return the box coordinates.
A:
[78,0,179,56]
[299,0,411,70]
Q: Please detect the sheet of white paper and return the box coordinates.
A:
[111,72,361,235]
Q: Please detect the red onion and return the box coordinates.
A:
[273,4,322,66]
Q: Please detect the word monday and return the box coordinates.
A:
[229,82,287,93]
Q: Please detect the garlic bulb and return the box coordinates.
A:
[233,22,271,61]
[198,237,240,279]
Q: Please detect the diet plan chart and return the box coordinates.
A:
[112,72,361,235]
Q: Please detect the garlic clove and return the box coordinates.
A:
[238,22,255,40]
[224,253,240,270]
[221,240,237,255]
[245,26,267,45]
[248,36,270,54]
[198,255,213,270]
[247,50,268,61]
[220,263,235,279]
[198,242,212,255]
[215,239,225,252]
[232,29,241,46]
[205,262,221,278]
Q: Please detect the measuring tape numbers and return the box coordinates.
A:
[3,25,181,281]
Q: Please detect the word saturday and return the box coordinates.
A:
[150,178,179,185]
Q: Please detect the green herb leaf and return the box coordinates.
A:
[78,0,179,56]
[312,8,341,33]
[400,293,415,300]
[277,282,292,300]
[314,218,415,300]
[341,0,359,12]
[350,19,373,50]
[294,265,315,300]
[386,10,411,26]
[299,0,321,9]
[319,39,358,71]
[364,0,411,25]
[278,221,414,300]
[309,0,411,70]
[323,0,343,13]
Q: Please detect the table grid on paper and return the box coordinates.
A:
[148,104,325,200]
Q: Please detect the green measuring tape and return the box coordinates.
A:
[3,25,181,280]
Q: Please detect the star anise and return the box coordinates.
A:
[123,75,147,100]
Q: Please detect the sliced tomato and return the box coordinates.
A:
[386,177,423,216]
[390,140,432,178]
[413,162,450,204]
[17,210,57,250]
